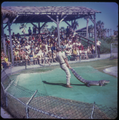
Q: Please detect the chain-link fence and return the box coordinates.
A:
[110,43,118,59]
[1,68,117,119]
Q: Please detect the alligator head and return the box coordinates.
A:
[99,80,110,86]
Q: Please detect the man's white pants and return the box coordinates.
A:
[60,64,71,85]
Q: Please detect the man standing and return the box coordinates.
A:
[96,40,101,58]
[56,47,72,88]
[28,27,32,35]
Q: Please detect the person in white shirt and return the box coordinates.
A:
[25,43,30,51]
[87,46,92,54]
[66,42,72,50]
[96,40,101,58]
[42,50,51,66]
[76,47,80,61]
[77,41,81,47]
[84,48,89,59]
[25,53,29,65]
[56,47,72,88]
[37,49,43,65]
[79,49,85,60]
[45,42,48,53]
[26,49,31,55]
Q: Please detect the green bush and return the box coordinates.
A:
[99,38,111,53]
[81,37,111,54]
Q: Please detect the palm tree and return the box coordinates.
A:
[110,29,112,36]
[96,20,104,38]
[107,29,109,37]
[101,28,107,38]
[19,23,27,35]
[113,30,117,36]
[101,22,104,29]
[96,20,101,38]
[50,25,55,33]
[41,24,49,33]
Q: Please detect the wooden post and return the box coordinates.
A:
[56,15,60,47]
[38,22,40,34]
[1,22,6,55]
[8,20,14,65]
[94,13,97,57]
[59,15,67,24]
[86,18,89,38]
[8,47,10,62]
[64,21,72,28]
[31,22,39,33]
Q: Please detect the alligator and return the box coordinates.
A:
[70,68,110,87]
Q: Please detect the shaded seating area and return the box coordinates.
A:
[1,6,101,66]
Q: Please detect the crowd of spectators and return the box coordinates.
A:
[1,26,96,69]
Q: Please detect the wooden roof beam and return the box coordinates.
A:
[31,22,38,29]
[3,24,8,29]
[40,22,47,30]
[59,15,67,24]
[47,15,57,24]
[64,20,72,28]
[88,15,94,24]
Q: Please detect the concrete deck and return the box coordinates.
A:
[1,107,12,118]
[4,53,111,75]
[103,66,118,77]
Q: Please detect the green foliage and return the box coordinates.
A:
[81,38,112,54]
[99,38,111,53]
[103,36,114,43]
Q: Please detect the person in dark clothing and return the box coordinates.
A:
[28,27,32,35]
[66,26,70,37]
[33,27,36,35]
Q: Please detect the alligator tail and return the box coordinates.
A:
[70,68,86,83]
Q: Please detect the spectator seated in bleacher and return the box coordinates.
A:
[2,25,97,67]
[33,53,38,64]
[1,53,7,69]
[65,48,72,61]
[29,52,34,65]
[19,49,25,61]
[37,49,43,65]
[52,50,57,62]
[42,49,51,66]
[4,55,11,67]
[84,48,89,60]
[79,49,85,60]
[72,47,79,61]
[25,53,29,65]
[91,44,95,57]
[14,49,20,61]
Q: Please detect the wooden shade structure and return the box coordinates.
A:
[1,6,101,64]
[2,6,101,23]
